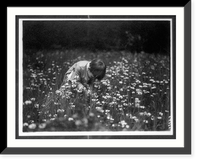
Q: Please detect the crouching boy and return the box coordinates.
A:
[59,59,106,97]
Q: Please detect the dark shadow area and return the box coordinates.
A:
[23,21,170,55]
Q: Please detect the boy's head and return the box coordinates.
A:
[89,59,106,81]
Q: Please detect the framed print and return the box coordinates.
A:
[3,1,191,154]
[16,15,176,139]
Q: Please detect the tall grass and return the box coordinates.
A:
[22,49,171,132]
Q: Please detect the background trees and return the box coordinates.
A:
[23,21,170,55]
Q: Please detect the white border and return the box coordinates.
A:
[7,7,184,148]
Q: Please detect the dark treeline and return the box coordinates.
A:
[23,21,170,55]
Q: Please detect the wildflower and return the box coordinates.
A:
[44,81,47,85]
[135,98,140,107]
[24,100,32,105]
[112,124,117,127]
[131,83,137,87]
[143,120,148,123]
[57,109,64,113]
[107,114,114,121]
[159,112,164,116]
[29,120,34,123]
[109,101,115,106]
[71,84,76,88]
[68,117,74,121]
[157,117,162,120]
[31,73,37,78]
[164,80,169,84]
[136,89,143,95]
[92,99,98,102]
[119,120,127,128]
[142,72,146,75]
[139,112,144,116]
[23,122,29,127]
[139,106,145,109]
[30,98,36,101]
[94,84,98,88]
[105,110,110,113]
[96,107,104,113]
[89,112,95,118]
[124,76,129,80]
[151,86,157,89]
[34,104,39,108]
[39,123,46,129]
[147,112,151,117]
[143,90,150,94]
[107,86,112,90]
[143,83,148,88]
[123,103,128,106]
[149,79,155,83]
[75,120,82,126]
[136,79,141,84]
[28,123,37,130]
[106,95,112,98]
[96,101,101,105]
[168,116,171,128]
[54,102,59,105]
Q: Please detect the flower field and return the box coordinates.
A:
[23,49,171,132]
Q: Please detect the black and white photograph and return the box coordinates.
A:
[18,17,174,137]
[4,4,191,155]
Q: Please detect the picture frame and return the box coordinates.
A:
[1,1,192,156]
[16,15,176,140]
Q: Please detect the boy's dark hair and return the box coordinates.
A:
[89,59,106,81]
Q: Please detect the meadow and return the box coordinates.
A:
[22,49,171,132]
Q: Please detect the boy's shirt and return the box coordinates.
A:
[61,60,94,90]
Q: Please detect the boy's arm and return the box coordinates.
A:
[61,63,91,95]
[66,64,88,92]
[62,63,80,85]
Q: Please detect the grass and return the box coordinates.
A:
[22,49,171,132]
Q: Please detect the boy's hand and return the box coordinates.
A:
[77,83,92,97]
